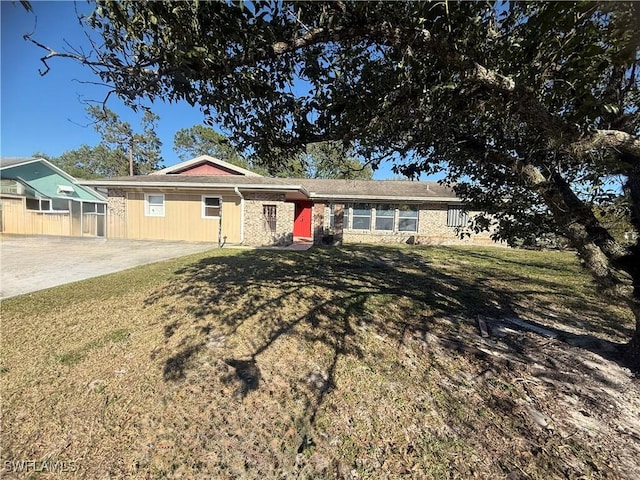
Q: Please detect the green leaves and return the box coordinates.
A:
[37,1,639,241]
[87,105,163,175]
[299,141,373,180]
[173,125,250,168]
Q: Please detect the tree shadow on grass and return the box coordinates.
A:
[425,246,635,346]
[145,245,635,428]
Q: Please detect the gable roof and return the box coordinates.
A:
[151,155,261,177]
[0,157,106,202]
[297,178,459,202]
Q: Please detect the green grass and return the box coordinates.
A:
[1,245,638,479]
[58,328,131,366]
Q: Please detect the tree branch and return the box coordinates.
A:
[23,33,105,76]
[571,130,640,158]
[458,138,630,290]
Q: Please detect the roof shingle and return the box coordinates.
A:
[296,178,456,200]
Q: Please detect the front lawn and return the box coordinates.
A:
[2,245,638,479]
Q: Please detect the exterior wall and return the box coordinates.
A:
[243,193,295,246]
[416,203,494,245]
[107,189,127,239]
[125,191,242,243]
[341,202,495,245]
[0,196,71,236]
[312,201,326,245]
[314,202,347,245]
[1,197,26,233]
[101,187,496,247]
[82,212,104,237]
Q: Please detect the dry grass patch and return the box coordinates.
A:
[1,245,639,479]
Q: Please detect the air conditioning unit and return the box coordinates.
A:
[57,185,75,194]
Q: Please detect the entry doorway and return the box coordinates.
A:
[293,201,312,239]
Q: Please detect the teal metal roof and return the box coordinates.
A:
[0,158,105,202]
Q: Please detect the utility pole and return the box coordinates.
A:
[129,139,134,176]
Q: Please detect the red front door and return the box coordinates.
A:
[293,201,312,238]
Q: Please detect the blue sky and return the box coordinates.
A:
[1,1,407,180]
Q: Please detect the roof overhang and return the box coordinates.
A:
[0,158,43,170]
[80,179,310,196]
[308,193,461,203]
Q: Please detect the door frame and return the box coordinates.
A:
[293,201,313,238]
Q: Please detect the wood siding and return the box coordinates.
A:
[126,192,242,243]
[0,197,71,236]
[107,213,127,238]
[82,214,99,236]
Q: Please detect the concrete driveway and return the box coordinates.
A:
[1,235,217,299]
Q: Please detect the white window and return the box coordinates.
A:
[351,203,372,230]
[145,193,165,217]
[202,196,221,218]
[375,204,395,231]
[398,205,419,232]
[0,179,21,195]
[447,206,467,227]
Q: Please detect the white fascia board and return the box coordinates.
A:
[80,180,306,193]
[0,158,41,170]
[308,193,462,203]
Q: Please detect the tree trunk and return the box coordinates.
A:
[623,158,640,368]
[515,159,640,368]
[626,286,640,369]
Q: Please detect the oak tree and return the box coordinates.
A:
[28,1,640,364]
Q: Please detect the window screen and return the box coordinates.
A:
[352,203,371,230]
[145,194,165,217]
[375,204,394,231]
[398,205,418,232]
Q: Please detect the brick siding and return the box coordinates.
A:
[243,193,295,246]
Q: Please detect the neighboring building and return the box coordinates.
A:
[80,155,494,246]
[0,158,107,237]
